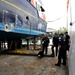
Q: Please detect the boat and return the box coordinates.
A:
[0,0,47,40]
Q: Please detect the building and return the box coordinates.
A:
[68,0,75,75]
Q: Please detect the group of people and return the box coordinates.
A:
[39,31,70,66]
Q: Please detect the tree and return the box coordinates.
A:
[57,27,68,34]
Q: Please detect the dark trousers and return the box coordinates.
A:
[51,45,58,56]
[42,45,48,55]
[58,49,66,65]
[66,45,70,51]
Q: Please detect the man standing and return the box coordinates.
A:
[50,33,59,56]
[65,32,70,51]
[42,34,50,55]
[55,34,66,66]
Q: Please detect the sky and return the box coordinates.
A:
[42,0,67,30]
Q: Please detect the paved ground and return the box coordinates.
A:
[0,53,68,75]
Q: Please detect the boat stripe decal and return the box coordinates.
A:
[1,0,37,19]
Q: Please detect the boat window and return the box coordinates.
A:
[26,16,29,20]
[4,11,15,24]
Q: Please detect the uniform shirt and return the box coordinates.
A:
[53,37,59,46]
[59,37,66,50]
[66,35,70,45]
[42,36,50,46]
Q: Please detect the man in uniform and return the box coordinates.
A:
[50,33,59,57]
[42,34,50,55]
[55,34,66,66]
[65,31,70,51]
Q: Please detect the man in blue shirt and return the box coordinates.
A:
[55,34,66,66]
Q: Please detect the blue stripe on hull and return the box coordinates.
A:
[0,23,45,36]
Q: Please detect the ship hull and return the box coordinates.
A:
[0,0,39,30]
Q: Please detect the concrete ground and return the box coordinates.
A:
[0,51,68,75]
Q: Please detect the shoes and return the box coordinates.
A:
[61,63,66,66]
[56,54,57,56]
[55,63,66,67]
[55,63,61,66]
[50,54,55,57]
